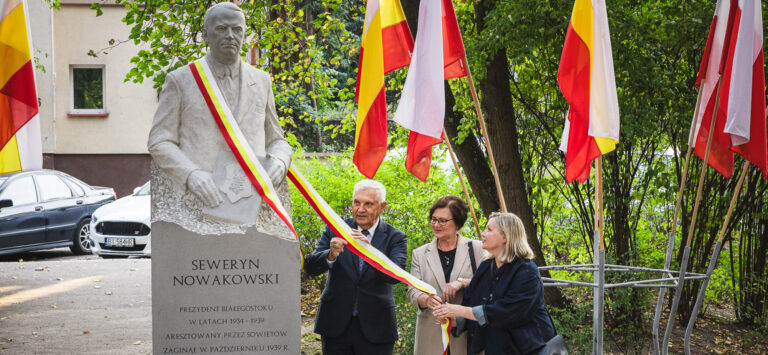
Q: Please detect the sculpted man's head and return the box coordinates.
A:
[202,2,246,63]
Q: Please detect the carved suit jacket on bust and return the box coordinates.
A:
[148,55,292,237]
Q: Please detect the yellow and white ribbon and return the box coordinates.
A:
[189,59,303,268]
[191,57,451,353]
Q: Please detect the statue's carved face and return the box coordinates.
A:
[203,8,245,61]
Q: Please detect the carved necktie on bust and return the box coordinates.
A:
[218,68,238,112]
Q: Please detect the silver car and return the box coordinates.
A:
[89,182,151,258]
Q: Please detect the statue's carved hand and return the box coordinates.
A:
[187,170,223,207]
[267,158,286,187]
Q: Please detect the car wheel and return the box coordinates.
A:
[70,218,92,255]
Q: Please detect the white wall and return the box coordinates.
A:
[53,2,156,154]
[28,0,55,153]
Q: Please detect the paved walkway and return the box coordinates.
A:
[0,258,152,354]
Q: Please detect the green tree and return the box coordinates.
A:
[92,0,361,150]
[99,0,768,349]
[404,0,766,345]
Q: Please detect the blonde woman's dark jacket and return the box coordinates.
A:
[462,258,555,355]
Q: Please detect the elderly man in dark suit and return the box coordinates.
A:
[304,179,408,355]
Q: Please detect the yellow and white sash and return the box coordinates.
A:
[190,58,449,352]
[189,59,303,267]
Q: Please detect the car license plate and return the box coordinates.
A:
[105,237,134,247]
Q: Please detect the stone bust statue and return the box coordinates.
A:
[147,2,292,237]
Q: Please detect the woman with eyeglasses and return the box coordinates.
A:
[406,195,487,355]
[433,212,557,355]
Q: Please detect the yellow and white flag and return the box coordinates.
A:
[0,0,41,173]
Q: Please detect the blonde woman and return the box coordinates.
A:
[407,196,486,355]
[434,212,556,355]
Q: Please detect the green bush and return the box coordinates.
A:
[549,298,594,354]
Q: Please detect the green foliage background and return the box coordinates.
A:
[290,150,484,258]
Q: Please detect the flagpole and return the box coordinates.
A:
[652,80,706,355]
[444,131,483,239]
[595,157,605,252]
[462,54,507,212]
[683,160,750,354]
[662,76,724,355]
[593,156,606,355]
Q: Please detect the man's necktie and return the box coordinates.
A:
[358,229,371,273]
[353,229,371,317]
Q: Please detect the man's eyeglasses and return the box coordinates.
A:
[430,218,453,226]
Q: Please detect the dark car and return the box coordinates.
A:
[0,169,115,256]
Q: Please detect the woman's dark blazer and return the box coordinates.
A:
[462,258,555,355]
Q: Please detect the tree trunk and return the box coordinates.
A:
[444,84,502,217]
[479,47,564,307]
[606,152,632,264]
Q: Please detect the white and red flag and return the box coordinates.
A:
[393,0,467,181]
[692,0,766,178]
[721,0,766,178]
[690,0,734,177]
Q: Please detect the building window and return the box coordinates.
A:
[69,65,107,116]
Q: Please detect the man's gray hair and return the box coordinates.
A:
[353,179,386,202]
[203,2,244,30]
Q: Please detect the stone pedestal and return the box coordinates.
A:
[151,221,300,354]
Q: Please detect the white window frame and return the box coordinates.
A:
[69,64,107,115]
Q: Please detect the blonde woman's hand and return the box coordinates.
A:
[434,303,472,320]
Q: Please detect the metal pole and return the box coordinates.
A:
[462,55,507,212]
[662,246,691,355]
[593,156,605,354]
[444,130,483,238]
[592,230,602,355]
[683,241,721,355]
[597,249,605,354]
[661,76,723,355]
[684,161,750,354]
[653,80,705,355]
